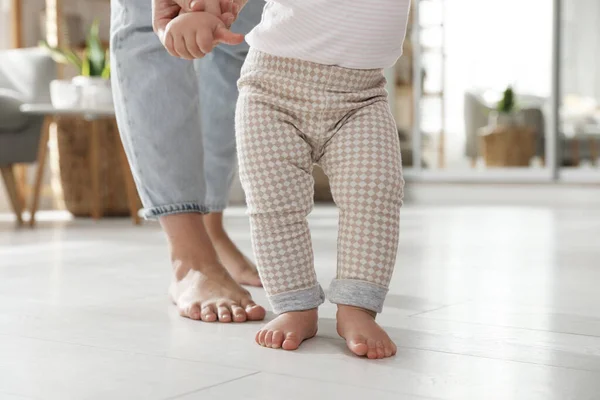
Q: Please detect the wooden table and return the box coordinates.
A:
[20,104,141,226]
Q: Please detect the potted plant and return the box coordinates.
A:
[489,86,522,127]
[480,86,536,167]
[41,20,112,109]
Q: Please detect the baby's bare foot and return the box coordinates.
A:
[256,309,318,351]
[336,305,397,359]
[169,260,266,323]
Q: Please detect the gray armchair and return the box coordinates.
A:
[0,48,55,224]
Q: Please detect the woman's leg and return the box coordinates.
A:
[203,212,261,286]
[195,1,265,286]
[110,0,265,322]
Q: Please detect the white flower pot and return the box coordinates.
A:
[50,79,81,109]
[71,76,113,110]
[488,111,523,128]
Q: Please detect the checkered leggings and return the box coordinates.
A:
[235,50,404,314]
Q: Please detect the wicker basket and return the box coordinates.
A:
[479,125,536,167]
[55,116,140,217]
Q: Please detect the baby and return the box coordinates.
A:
[165,0,409,359]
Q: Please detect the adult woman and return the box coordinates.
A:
[110,0,265,323]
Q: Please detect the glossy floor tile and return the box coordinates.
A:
[174,372,435,400]
[1,205,599,399]
[0,335,255,400]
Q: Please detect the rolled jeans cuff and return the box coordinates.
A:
[204,201,228,213]
[328,279,388,313]
[268,284,325,314]
[142,202,209,220]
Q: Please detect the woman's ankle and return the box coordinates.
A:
[160,213,221,272]
[203,212,229,241]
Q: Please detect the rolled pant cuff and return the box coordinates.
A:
[204,201,228,213]
[142,202,209,220]
[269,284,325,314]
[328,279,388,314]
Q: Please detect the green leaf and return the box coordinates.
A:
[39,19,109,77]
[101,49,111,79]
[101,64,111,80]
[497,86,516,113]
[39,40,69,65]
[64,49,83,70]
[86,19,105,77]
[81,50,91,77]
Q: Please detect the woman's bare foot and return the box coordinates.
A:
[211,236,261,287]
[170,261,265,322]
[336,305,397,359]
[162,213,265,323]
[204,212,262,287]
[256,309,318,350]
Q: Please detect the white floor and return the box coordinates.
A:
[1,205,600,400]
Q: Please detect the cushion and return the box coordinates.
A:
[0,89,28,131]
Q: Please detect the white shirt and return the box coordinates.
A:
[246,0,411,70]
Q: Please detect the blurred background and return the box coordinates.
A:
[1,1,600,399]
[1,0,599,219]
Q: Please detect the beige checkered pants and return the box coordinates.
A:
[236,50,404,314]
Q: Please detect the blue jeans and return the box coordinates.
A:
[110,0,264,219]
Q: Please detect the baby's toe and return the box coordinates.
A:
[347,336,369,357]
[366,339,378,360]
[282,332,302,350]
[265,330,274,348]
[272,330,284,349]
[376,341,386,359]
[256,329,267,346]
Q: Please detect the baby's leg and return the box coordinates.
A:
[236,73,325,350]
[320,100,404,359]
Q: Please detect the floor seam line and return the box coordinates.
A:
[0,390,38,400]
[407,299,472,317]
[163,371,261,400]
[3,330,600,374]
[0,331,259,373]
[314,335,600,373]
[238,370,442,399]
[411,316,600,339]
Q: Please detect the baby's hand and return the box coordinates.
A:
[161,11,244,60]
